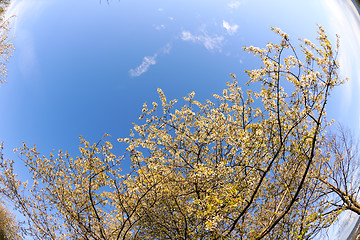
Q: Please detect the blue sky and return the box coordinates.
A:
[0,0,332,153]
[0,0,360,238]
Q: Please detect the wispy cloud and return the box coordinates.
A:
[129,43,172,77]
[162,43,172,54]
[181,31,224,51]
[222,20,239,35]
[154,24,166,31]
[129,55,157,77]
[228,1,244,9]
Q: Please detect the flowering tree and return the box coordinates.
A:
[0,0,10,15]
[318,126,360,216]
[0,0,13,84]
[0,26,351,239]
[0,178,21,240]
[0,1,19,239]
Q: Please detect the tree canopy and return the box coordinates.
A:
[0,0,13,84]
[1,26,359,239]
[0,1,20,239]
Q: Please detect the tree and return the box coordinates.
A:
[0,1,20,239]
[0,204,19,240]
[317,126,360,216]
[0,145,21,240]
[0,0,10,15]
[0,26,350,239]
[0,0,13,83]
[0,171,21,240]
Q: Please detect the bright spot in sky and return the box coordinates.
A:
[324,0,360,127]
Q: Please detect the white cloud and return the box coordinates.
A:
[154,24,166,31]
[228,1,243,9]
[158,8,164,12]
[162,43,172,54]
[222,20,239,35]
[181,31,224,51]
[129,43,172,77]
[181,31,193,41]
[129,54,157,77]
